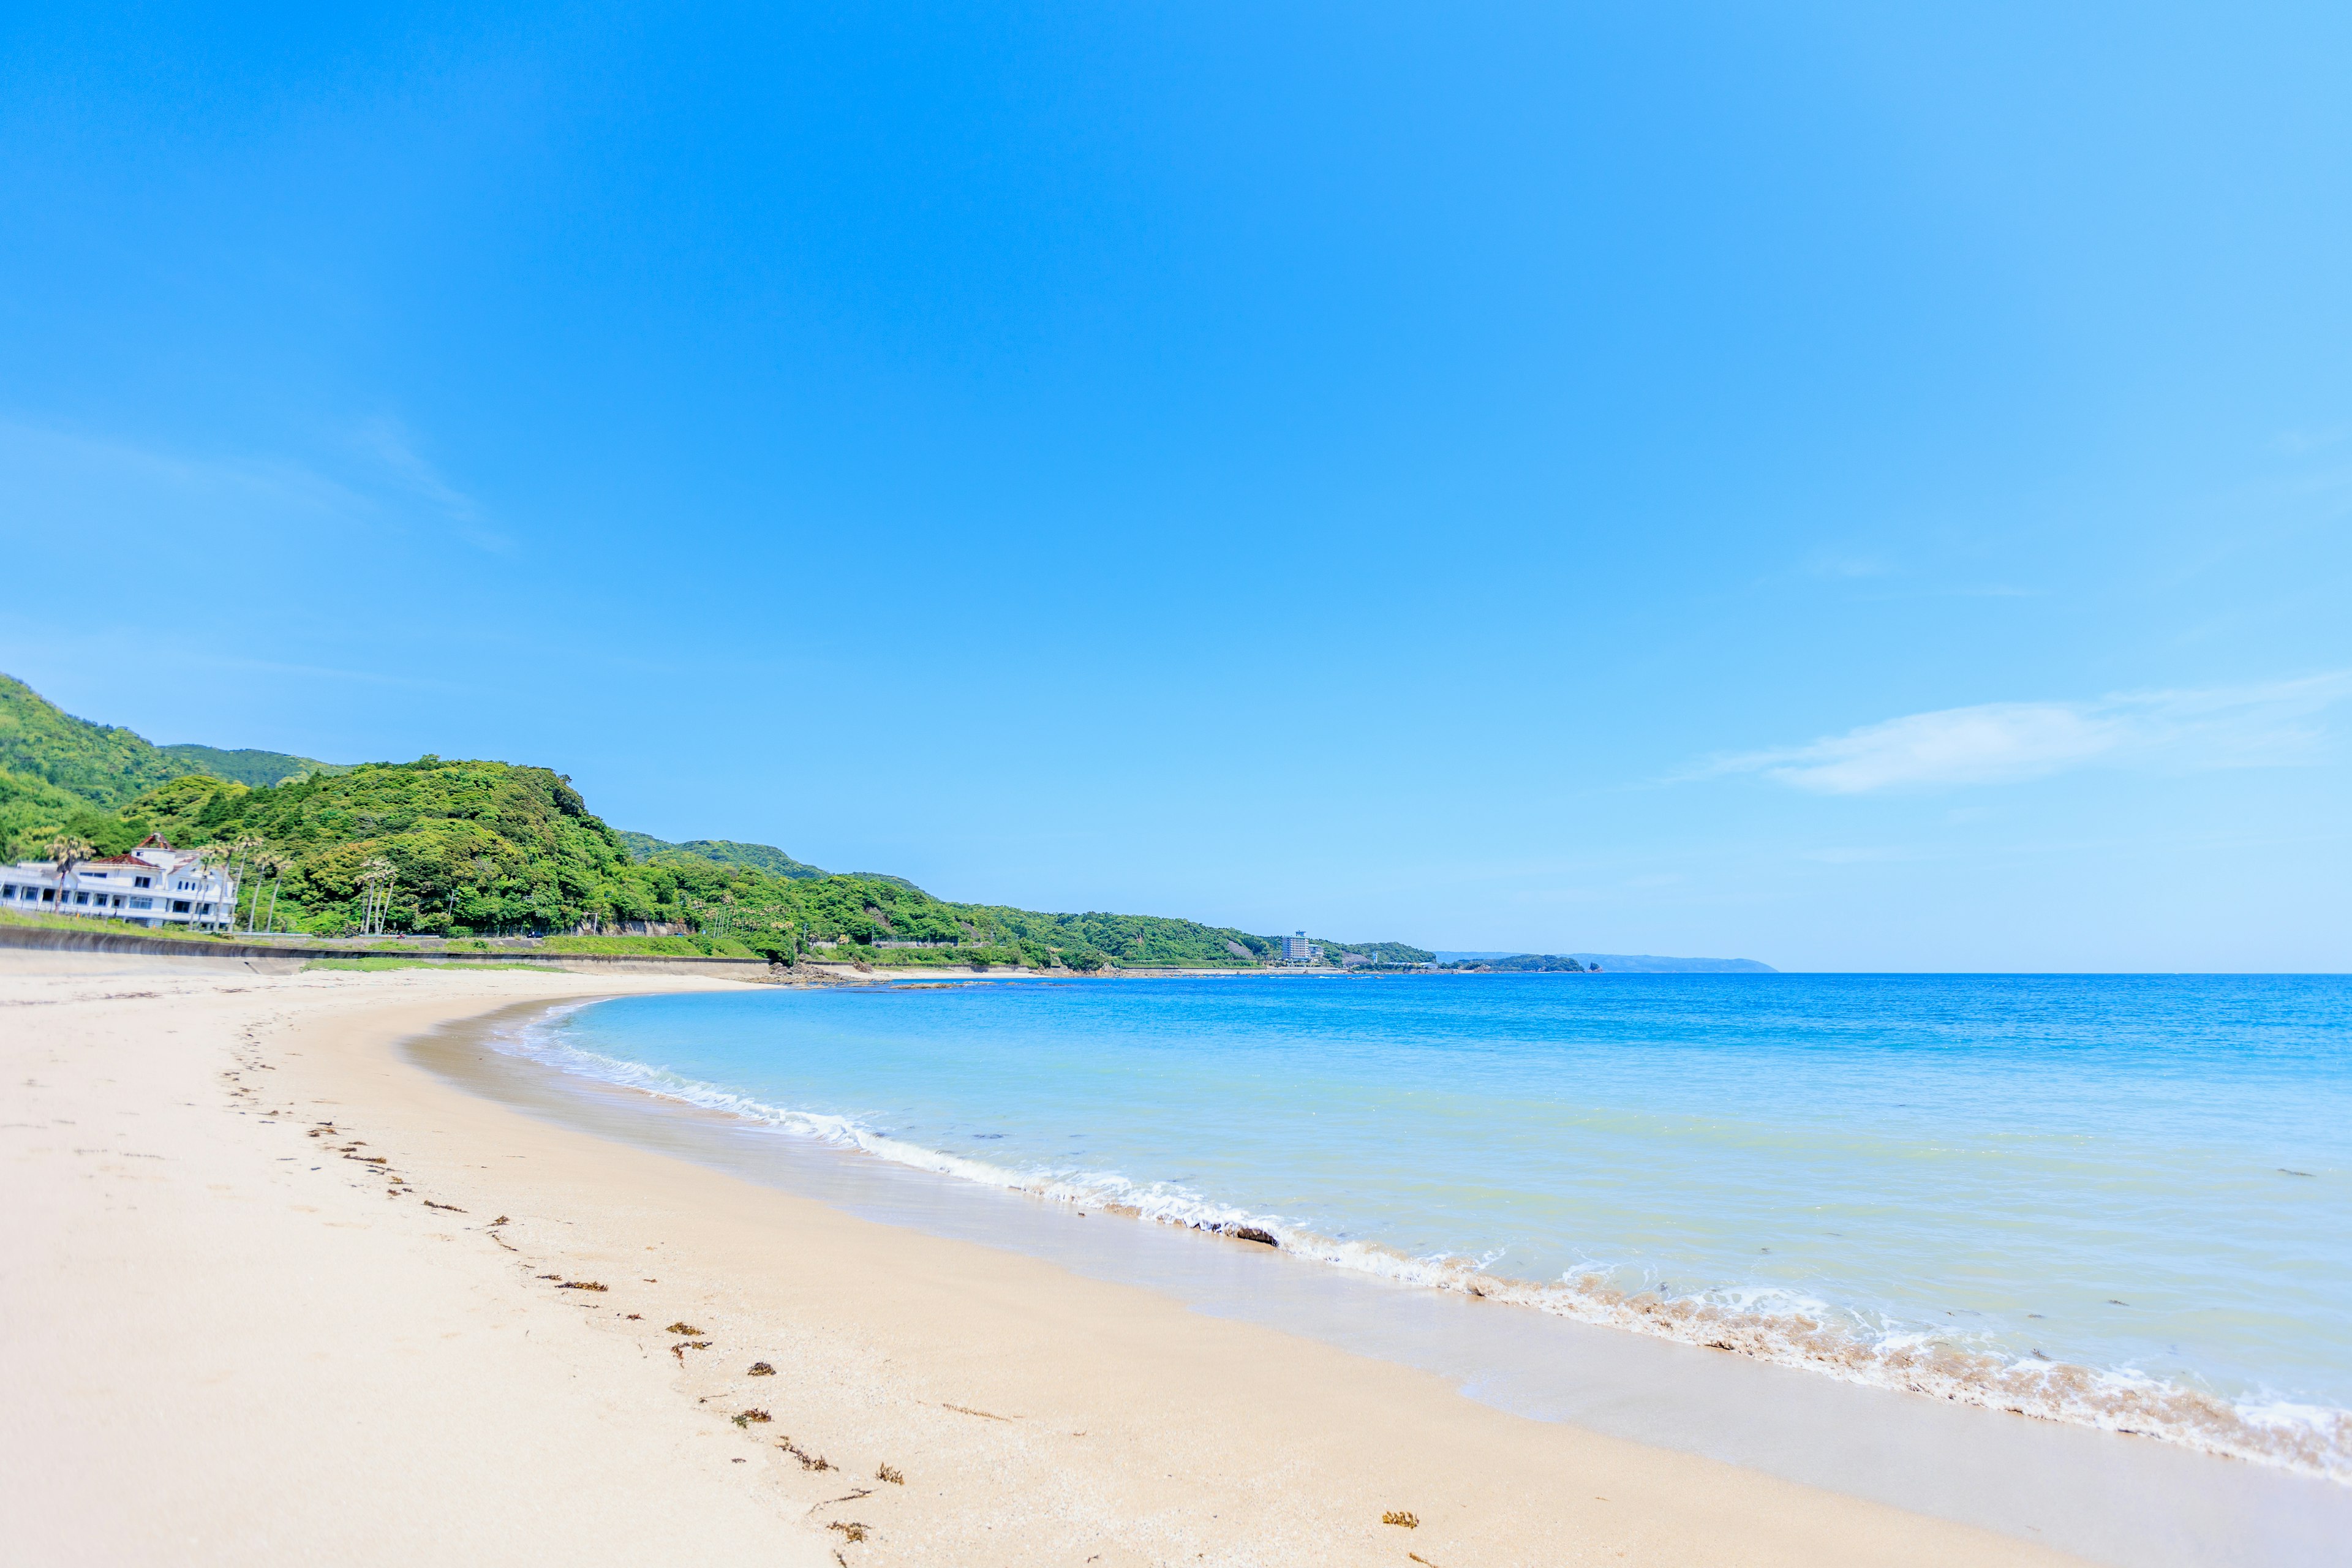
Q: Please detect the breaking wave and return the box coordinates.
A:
[489,1003,2352,1485]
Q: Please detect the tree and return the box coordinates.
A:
[255,851,287,935]
[45,834,92,915]
[192,843,233,931]
[222,834,264,930]
[356,856,396,935]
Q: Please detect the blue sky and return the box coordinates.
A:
[3,3,2347,970]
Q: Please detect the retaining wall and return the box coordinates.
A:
[0,921,783,981]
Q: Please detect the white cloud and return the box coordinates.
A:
[1706,674,2352,794]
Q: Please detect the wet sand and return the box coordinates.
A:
[4,954,2092,1564]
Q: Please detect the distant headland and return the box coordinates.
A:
[1434,951,1777,973]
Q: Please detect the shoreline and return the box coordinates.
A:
[478,992,2352,1485]
[440,989,2352,1566]
[0,952,2282,1564]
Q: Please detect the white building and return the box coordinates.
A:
[4,835,240,932]
[1281,930,1322,964]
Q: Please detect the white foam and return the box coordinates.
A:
[487,1006,2352,1485]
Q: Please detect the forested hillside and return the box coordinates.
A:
[619,831,828,880]
[1,673,195,807]
[0,674,339,813]
[0,673,1427,965]
[157,744,345,788]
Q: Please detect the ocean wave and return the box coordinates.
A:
[488,1006,2352,1485]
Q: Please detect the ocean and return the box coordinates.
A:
[492,971,2351,1483]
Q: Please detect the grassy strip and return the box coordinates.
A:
[302,957,555,973]
[535,933,764,957]
[0,907,245,942]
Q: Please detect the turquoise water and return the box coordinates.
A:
[513,973,2352,1479]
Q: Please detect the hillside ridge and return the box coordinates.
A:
[0,674,1430,970]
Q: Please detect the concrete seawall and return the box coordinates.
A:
[0,922,782,981]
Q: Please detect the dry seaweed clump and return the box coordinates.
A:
[827,1521,869,1543]
[748,1361,775,1376]
[666,1321,703,1335]
[875,1463,903,1485]
[1382,1510,1419,1528]
[557,1280,608,1292]
[731,1408,772,1428]
[778,1438,834,1471]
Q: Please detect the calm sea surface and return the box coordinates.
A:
[512,973,2352,1478]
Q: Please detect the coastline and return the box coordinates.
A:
[0,953,2177,1563]
[478,979,2350,1490]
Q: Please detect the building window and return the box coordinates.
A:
[171,900,192,914]
[1,885,12,899]
[130,897,152,910]
[74,891,89,905]
[134,876,151,888]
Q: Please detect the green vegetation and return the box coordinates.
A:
[0,765,109,862]
[536,932,764,957]
[1321,939,1438,965]
[0,673,190,808]
[302,956,552,973]
[157,744,346,788]
[0,674,341,810]
[0,905,241,943]
[617,831,829,880]
[0,672,1430,968]
[1446,952,1586,971]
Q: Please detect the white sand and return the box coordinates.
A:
[1,954,2078,1566]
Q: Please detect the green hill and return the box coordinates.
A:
[157,744,347,788]
[0,672,1429,966]
[0,763,111,861]
[619,831,829,881]
[1324,940,1438,964]
[0,674,347,821]
[0,673,192,809]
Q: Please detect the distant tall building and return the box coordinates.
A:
[1282,930,1321,963]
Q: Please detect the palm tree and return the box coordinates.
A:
[191,845,232,931]
[356,856,396,936]
[45,834,93,916]
[224,834,264,930]
[255,852,288,935]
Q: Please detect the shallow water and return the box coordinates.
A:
[508,972,2351,1480]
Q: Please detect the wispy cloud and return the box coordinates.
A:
[2274,421,2351,456]
[1700,673,2352,794]
[352,417,512,552]
[0,414,512,554]
[0,417,363,514]
[1804,550,1894,580]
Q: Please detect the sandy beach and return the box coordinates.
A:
[1,953,2078,1566]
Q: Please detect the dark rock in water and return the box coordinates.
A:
[1232,1226,1278,1246]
